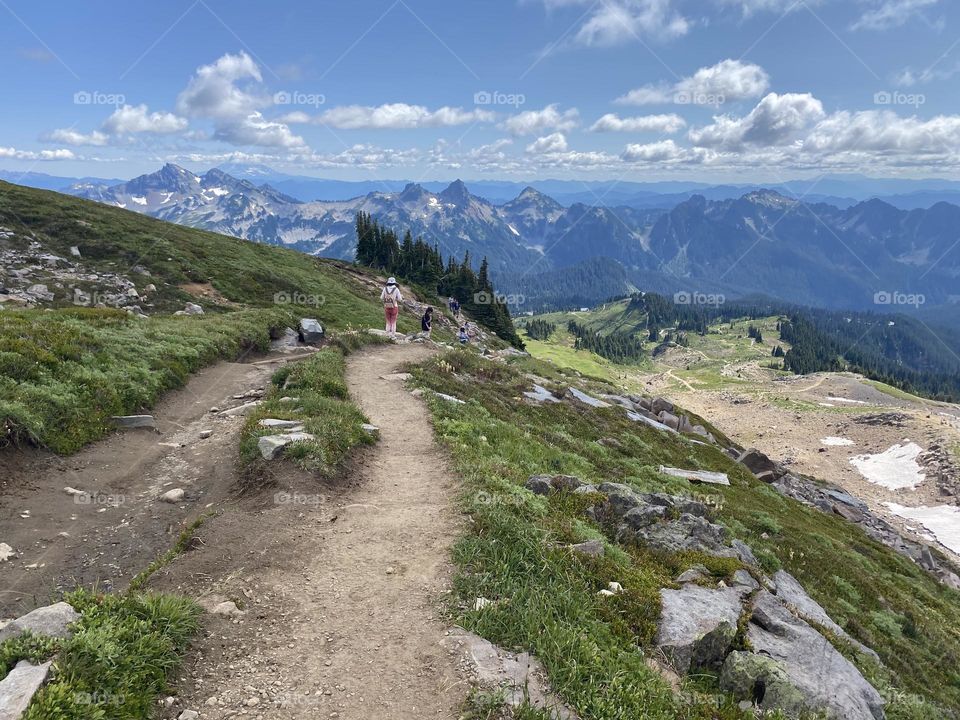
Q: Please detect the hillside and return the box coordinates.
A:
[1,184,959,720]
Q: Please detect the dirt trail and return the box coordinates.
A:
[155,343,467,719]
[0,356,281,616]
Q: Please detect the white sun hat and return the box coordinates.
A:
[387,277,397,285]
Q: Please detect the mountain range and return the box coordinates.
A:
[64,163,960,317]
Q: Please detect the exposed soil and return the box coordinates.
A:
[145,343,467,719]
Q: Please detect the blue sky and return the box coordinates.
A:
[1,0,959,181]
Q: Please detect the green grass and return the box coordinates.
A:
[238,338,385,489]
[0,306,293,452]
[0,589,200,719]
[411,349,957,719]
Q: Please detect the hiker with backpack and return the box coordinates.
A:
[421,306,433,338]
[380,277,402,334]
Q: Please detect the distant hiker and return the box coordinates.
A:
[449,297,461,318]
[458,326,469,344]
[380,277,402,334]
[421,306,433,337]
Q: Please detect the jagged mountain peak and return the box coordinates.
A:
[398,182,430,202]
[439,179,473,205]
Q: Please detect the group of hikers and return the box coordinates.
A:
[379,277,470,344]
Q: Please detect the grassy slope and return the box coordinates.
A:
[413,350,957,719]
[0,181,421,453]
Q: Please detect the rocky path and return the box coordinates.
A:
[156,343,467,719]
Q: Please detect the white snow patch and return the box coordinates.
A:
[507,224,520,236]
[885,503,960,555]
[131,196,147,206]
[850,441,926,490]
[827,396,868,405]
[818,402,835,407]
[822,437,854,447]
[207,186,230,197]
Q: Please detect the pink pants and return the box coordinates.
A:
[384,306,399,333]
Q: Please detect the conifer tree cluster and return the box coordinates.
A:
[567,321,645,364]
[355,212,524,348]
[524,319,556,341]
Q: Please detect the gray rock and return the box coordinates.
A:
[110,414,156,429]
[731,539,759,567]
[676,565,709,583]
[598,483,645,515]
[549,475,584,492]
[622,505,667,529]
[441,628,579,719]
[567,540,604,557]
[159,488,185,504]
[772,571,878,660]
[626,410,676,433]
[258,432,316,460]
[659,465,730,486]
[651,397,674,415]
[361,423,380,435]
[746,591,885,720]
[720,652,807,716]
[183,302,203,315]
[565,387,611,408]
[657,584,745,673]
[219,400,262,417]
[731,569,760,590]
[625,513,731,556]
[525,476,553,495]
[0,661,52,719]
[0,602,79,642]
[572,484,599,495]
[69,246,81,257]
[178,711,200,720]
[524,384,560,404]
[737,448,779,477]
[658,411,681,431]
[257,418,303,429]
[298,318,324,344]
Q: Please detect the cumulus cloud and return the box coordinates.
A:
[176,51,266,120]
[502,104,579,135]
[526,132,569,154]
[688,92,826,149]
[0,146,76,160]
[214,112,306,149]
[852,0,940,31]
[102,104,188,135]
[316,103,494,129]
[539,0,688,46]
[589,113,686,133]
[46,128,110,146]
[803,110,960,154]
[617,59,770,106]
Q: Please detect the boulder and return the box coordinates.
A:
[0,602,79,642]
[257,418,304,430]
[565,387,611,408]
[219,400,262,417]
[675,565,709,583]
[258,432,316,460]
[184,302,203,315]
[597,483,645,515]
[651,397,674,415]
[298,318,324,344]
[737,448,779,478]
[0,543,14,562]
[0,661,52,719]
[69,245,81,257]
[772,571,878,660]
[658,411,680,431]
[626,513,731,556]
[622,505,667,529]
[659,465,730,487]
[720,652,807,716]
[656,584,745,673]
[731,539,759,567]
[525,476,553,495]
[745,591,885,720]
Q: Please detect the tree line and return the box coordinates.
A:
[568,320,645,364]
[354,212,524,348]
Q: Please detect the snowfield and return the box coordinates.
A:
[850,441,926,490]
[885,503,960,555]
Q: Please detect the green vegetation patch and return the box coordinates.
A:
[413,349,959,718]
[0,589,200,719]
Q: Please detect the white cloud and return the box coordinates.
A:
[502,104,579,135]
[46,128,110,146]
[526,132,569,154]
[316,103,494,129]
[688,92,826,149]
[0,146,76,160]
[589,112,686,133]
[621,139,707,164]
[214,112,306,149]
[852,0,940,31]
[539,0,688,46]
[102,104,188,135]
[803,110,960,154]
[176,51,267,120]
[617,59,770,106]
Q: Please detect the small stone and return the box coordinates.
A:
[199,429,213,439]
[160,488,185,504]
[0,543,13,562]
[178,711,200,720]
[111,414,156,429]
